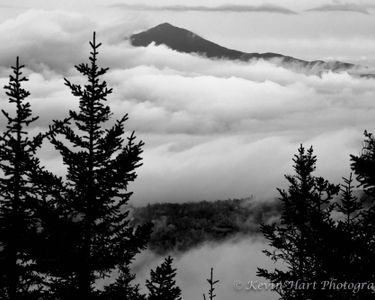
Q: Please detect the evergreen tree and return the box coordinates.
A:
[103,266,146,300]
[327,173,367,300]
[337,173,362,226]
[0,57,47,299]
[48,33,150,298]
[146,256,182,300]
[350,130,375,295]
[257,145,339,300]
[203,267,219,300]
[351,130,375,198]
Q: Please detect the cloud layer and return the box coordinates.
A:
[0,9,374,206]
[109,1,375,15]
[110,3,297,14]
[307,3,371,14]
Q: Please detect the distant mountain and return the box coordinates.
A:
[131,22,246,60]
[130,23,365,74]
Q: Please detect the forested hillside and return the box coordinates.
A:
[131,198,281,254]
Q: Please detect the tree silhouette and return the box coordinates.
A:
[350,130,375,296]
[203,267,219,300]
[103,265,146,300]
[258,145,339,300]
[0,57,49,299]
[337,173,362,226]
[48,33,150,298]
[325,173,368,300]
[146,256,182,300]
[351,130,375,198]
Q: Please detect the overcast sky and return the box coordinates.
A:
[0,1,374,204]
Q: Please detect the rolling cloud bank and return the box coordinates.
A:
[0,10,373,204]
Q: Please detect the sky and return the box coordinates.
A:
[0,0,374,205]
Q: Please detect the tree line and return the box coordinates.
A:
[131,198,280,254]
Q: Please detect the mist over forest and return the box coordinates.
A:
[131,197,281,254]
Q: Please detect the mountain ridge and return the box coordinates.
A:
[130,23,365,74]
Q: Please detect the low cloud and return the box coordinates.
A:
[110,3,297,15]
[0,9,94,71]
[133,238,279,300]
[0,4,25,8]
[0,10,374,205]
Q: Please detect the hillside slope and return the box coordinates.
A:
[131,198,281,254]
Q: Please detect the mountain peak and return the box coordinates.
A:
[140,22,192,37]
[130,23,360,74]
[154,22,175,29]
[130,23,244,59]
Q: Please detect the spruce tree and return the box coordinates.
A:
[327,173,367,300]
[337,173,362,226]
[103,265,146,300]
[203,267,219,300]
[146,256,182,300]
[257,145,339,300]
[351,130,375,198]
[0,57,47,299]
[350,131,375,293]
[48,33,150,298]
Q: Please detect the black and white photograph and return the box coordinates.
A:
[0,0,375,299]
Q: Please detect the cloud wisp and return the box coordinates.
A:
[307,3,371,15]
[110,3,297,15]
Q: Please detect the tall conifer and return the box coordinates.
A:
[258,145,339,300]
[0,57,46,299]
[350,131,375,295]
[48,33,150,298]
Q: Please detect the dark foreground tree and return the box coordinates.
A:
[103,266,146,300]
[350,131,375,295]
[0,57,47,299]
[203,267,219,300]
[146,256,182,300]
[257,145,340,300]
[351,130,375,198]
[337,173,362,226]
[48,33,150,299]
[328,173,368,300]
